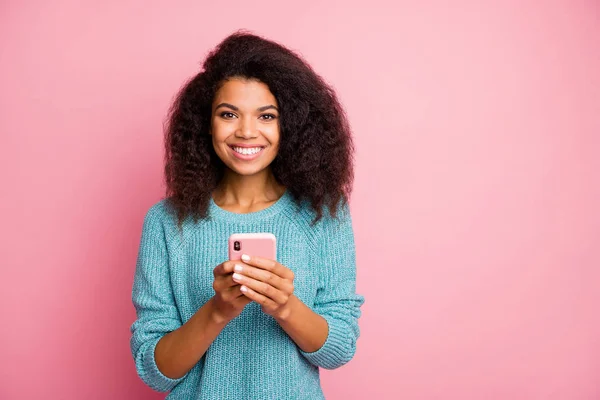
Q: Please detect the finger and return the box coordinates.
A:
[240,255,295,280]
[228,282,248,296]
[213,271,242,291]
[239,285,278,309]
[213,278,238,294]
[232,273,288,304]
[233,264,290,292]
[213,262,228,277]
[213,261,241,277]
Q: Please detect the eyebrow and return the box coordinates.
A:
[214,103,279,112]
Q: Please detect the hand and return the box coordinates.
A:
[231,254,296,320]
[210,260,253,324]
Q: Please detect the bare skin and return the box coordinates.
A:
[154,78,329,380]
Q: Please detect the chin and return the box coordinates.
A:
[226,163,270,177]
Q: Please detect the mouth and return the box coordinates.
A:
[229,145,266,160]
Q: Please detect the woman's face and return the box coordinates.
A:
[210,77,280,177]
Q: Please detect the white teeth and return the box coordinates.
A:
[233,146,262,155]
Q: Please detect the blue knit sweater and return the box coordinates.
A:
[130,190,365,399]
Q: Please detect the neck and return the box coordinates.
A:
[214,167,286,207]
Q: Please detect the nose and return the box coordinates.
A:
[235,116,258,139]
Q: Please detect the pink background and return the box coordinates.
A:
[1,1,599,399]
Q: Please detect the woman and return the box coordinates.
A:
[130,30,365,399]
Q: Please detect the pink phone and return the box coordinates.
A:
[228,233,277,261]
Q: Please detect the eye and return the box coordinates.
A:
[220,111,236,119]
[260,113,277,121]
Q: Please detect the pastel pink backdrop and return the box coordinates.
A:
[1,1,598,399]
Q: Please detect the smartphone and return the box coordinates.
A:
[228,233,277,261]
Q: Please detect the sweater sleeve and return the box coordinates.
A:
[299,202,365,369]
[130,203,187,392]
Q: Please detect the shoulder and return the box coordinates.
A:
[298,197,352,226]
[140,198,184,244]
[281,196,353,240]
[143,198,175,226]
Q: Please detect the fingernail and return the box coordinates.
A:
[241,254,250,262]
[234,264,243,273]
[240,285,248,293]
[232,273,242,281]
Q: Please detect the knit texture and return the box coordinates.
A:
[130,190,365,399]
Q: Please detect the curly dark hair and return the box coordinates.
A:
[164,30,354,229]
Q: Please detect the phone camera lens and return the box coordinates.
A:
[234,241,240,251]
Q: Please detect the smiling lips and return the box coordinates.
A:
[229,145,265,160]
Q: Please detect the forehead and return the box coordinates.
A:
[213,78,278,107]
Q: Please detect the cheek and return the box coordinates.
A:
[210,118,229,136]
[210,127,229,147]
[266,127,281,146]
